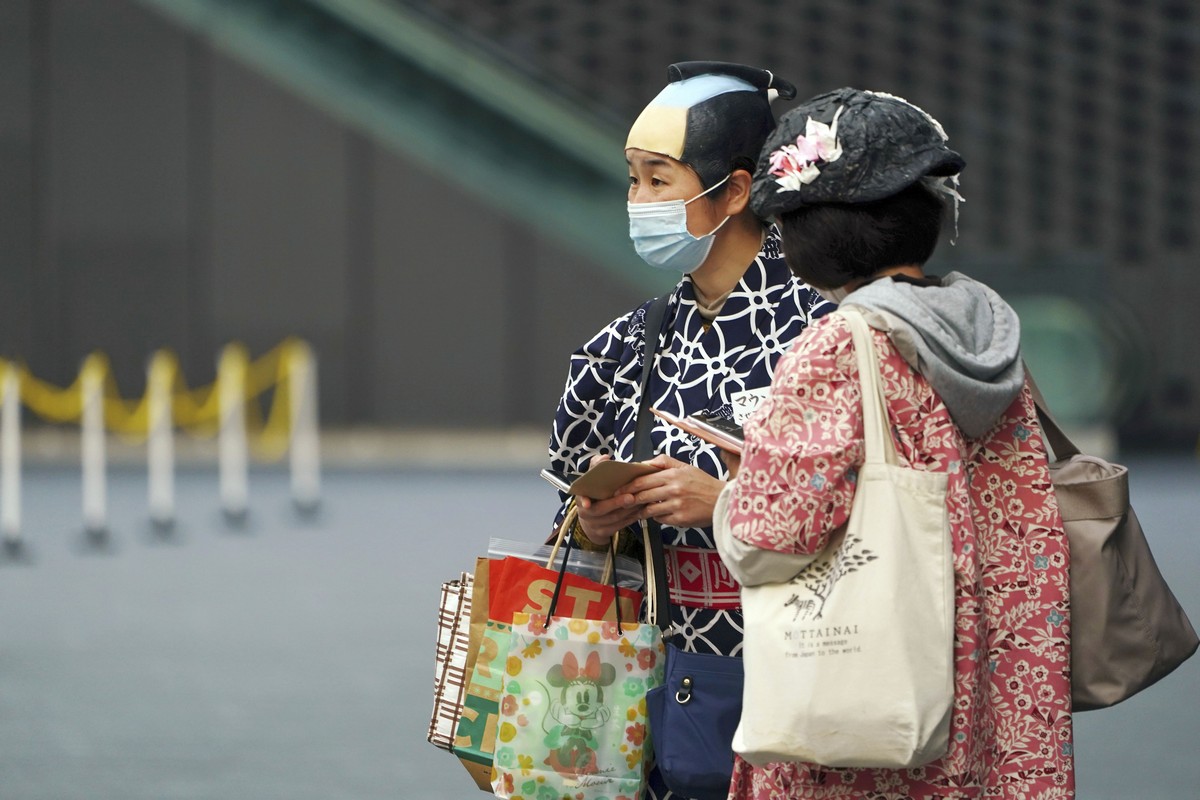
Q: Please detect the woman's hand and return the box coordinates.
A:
[575,455,647,546]
[616,454,726,529]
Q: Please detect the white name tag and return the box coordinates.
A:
[730,387,771,425]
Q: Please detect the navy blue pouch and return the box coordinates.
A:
[646,643,744,800]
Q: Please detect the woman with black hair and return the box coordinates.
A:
[715,89,1075,799]
[545,62,833,799]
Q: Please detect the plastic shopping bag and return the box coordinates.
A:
[491,611,664,800]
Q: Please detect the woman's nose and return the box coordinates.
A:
[629,186,655,204]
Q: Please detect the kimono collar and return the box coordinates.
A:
[691,285,733,321]
[679,228,789,318]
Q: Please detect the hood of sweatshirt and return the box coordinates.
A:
[842,271,1024,438]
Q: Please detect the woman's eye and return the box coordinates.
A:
[628,175,638,186]
[650,178,664,187]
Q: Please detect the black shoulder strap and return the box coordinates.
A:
[633,293,671,462]
[632,292,672,631]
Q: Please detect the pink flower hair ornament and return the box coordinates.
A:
[768,105,845,191]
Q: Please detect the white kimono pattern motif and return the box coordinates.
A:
[549,230,831,657]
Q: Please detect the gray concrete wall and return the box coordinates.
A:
[0,0,644,428]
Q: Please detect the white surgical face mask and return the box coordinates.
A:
[627,175,731,273]
[815,285,851,304]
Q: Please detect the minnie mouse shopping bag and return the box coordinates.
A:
[491,612,664,800]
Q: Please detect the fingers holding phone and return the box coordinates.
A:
[573,456,647,545]
[617,454,725,529]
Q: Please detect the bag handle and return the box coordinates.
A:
[544,500,578,570]
[1024,365,1081,461]
[633,294,673,633]
[544,515,625,628]
[841,307,900,466]
[640,521,662,628]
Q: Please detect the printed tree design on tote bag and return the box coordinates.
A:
[785,530,878,621]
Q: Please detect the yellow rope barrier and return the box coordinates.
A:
[0,338,311,462]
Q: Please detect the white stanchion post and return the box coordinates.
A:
[218,345,249,524]
[1,366,21,550]
[81,356,108,539]
[289,343,320,514]
[147,352,175,531]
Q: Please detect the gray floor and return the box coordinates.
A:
[1,458,1198,799]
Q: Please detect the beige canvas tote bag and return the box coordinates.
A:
[735,307,955,768]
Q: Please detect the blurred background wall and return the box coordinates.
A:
[0,0,1196,449]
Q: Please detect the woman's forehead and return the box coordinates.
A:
[624,148,686,170]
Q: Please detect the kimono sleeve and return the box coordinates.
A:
[548,309,634,477]
[728,316,864,555]
[546,306,646,540]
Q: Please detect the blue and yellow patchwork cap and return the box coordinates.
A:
[626,61,797,189]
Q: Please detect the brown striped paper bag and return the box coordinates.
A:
[426,571,474,750]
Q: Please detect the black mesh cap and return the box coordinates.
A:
[750,88,965,218]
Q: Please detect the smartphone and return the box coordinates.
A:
[539,468,580,493]
[650,407,744,455]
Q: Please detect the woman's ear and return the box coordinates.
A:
[722,169,753,216]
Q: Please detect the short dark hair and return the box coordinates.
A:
[776,183,947,288]
[691,161,773,228]
[694,155,756,193]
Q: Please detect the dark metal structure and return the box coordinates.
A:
[1,0,1196,446]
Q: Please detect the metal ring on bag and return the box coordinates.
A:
[675,676,693,704]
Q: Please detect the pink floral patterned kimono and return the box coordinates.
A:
[724,313,1074,799]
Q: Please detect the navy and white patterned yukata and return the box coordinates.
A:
[549,230,831,646]
[547,230,830,799]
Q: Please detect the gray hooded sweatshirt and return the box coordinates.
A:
[841,271,1025,439]
[714,271,1028,584]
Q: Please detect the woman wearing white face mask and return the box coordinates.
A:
[545,64,833,799]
